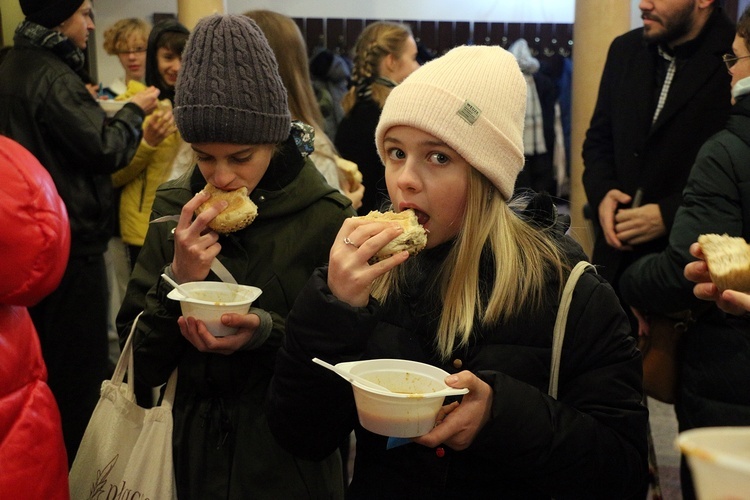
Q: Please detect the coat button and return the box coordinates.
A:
[436,447,445,458]
[452,359,463,369]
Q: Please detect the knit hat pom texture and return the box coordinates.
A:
[174,15,290,145]
[375,45,526,200]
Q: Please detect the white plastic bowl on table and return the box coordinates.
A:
[98,99,127,117]
[167,281,262,337]
[335,358,468,438]
[676,426,750,499]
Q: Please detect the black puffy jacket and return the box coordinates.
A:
[620,93,750,432]
[269,212,648,499]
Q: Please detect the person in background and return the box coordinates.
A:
[0,0,159,464]
[335,21,419,215]
[0,136,70,499]
[582,0,733,325]
[620,11,750,494]
[244,9,364,211]
[116,15,354,498]
[685,243,750,315]
[113,18,189,269]
[310,45,351,138]
[110,19,189,408]
[100,17,152,383]
[101,17,150,97]
[268,45,648,498]
[509,38,558,197]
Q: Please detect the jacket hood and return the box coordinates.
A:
[145,19,190,103]
[0,136,70,306]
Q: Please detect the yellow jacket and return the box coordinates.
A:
[112,115,184,247]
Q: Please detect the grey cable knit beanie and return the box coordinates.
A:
[174,14,290,144]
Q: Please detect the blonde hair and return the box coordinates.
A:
[103,18,150,55]
[372,170,567,359]
[342,21,413,113]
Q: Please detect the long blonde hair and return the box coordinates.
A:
[342,21,413,113]
[372,169,568,359]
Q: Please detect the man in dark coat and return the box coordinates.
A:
[582,0,734,304]
[0,0,158,463]
[619,7,750,496]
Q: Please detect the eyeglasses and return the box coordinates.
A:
[116,48,146,55]
[722,53,750,70]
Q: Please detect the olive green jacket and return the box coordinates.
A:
[117,138,354,499]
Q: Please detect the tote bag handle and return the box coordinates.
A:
[548,261,595,399]
[112,311,177,406]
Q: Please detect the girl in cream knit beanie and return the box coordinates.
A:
[268,43,647,500]
[376,45,526,200]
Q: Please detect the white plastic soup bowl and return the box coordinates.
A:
[167,281,262,337]
[336,358,468,438]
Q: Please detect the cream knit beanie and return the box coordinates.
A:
[375,45,526,200]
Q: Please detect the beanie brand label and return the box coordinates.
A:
[457,100,481,125]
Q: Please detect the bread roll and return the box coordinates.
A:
[195,184,258,234]
[698,233,750,292]
[360,210,427,263]
[335,156,363,189]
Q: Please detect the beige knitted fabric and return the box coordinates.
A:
[375,45,526,200]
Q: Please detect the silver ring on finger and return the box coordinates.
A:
[343,236,358,248]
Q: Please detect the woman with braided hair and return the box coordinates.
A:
[335,21,419,215]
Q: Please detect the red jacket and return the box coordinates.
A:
[0,136,70,499]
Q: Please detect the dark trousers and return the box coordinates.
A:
[30,253,109,467]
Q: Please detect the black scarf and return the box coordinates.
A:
[14,20,90,82]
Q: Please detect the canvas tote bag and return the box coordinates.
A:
[69,312,178,499]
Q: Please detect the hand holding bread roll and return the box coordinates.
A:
[195,184,258,234]
[697,233,750,292]
[360,210,427,264]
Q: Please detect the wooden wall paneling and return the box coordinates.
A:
[306,18,325,53]
[455,21,471,47]
[403,19,420,41]
[505,22,523,48]
[419,20,437,53]
[561,23,574,56]
[327,18,345,53]
[538,23,555,54]
[489,22,505,47]
[345,18,364,53]
[437,21,455,55]
[293,17,305,42]
[474,22,490,45]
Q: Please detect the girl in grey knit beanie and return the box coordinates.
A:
[116,13,355,500]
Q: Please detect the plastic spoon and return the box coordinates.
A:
[312,358,393,393]
[161,273,194,300]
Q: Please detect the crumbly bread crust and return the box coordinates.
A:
[195,184,258,234]
[698,233,750,292]
[360,210,427,264]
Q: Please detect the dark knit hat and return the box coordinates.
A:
[174,15,290,145]
[20,0,82,29]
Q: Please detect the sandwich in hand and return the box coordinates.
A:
[360,209,427,264]
[195,184,258,234]
[698,233,750,292]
